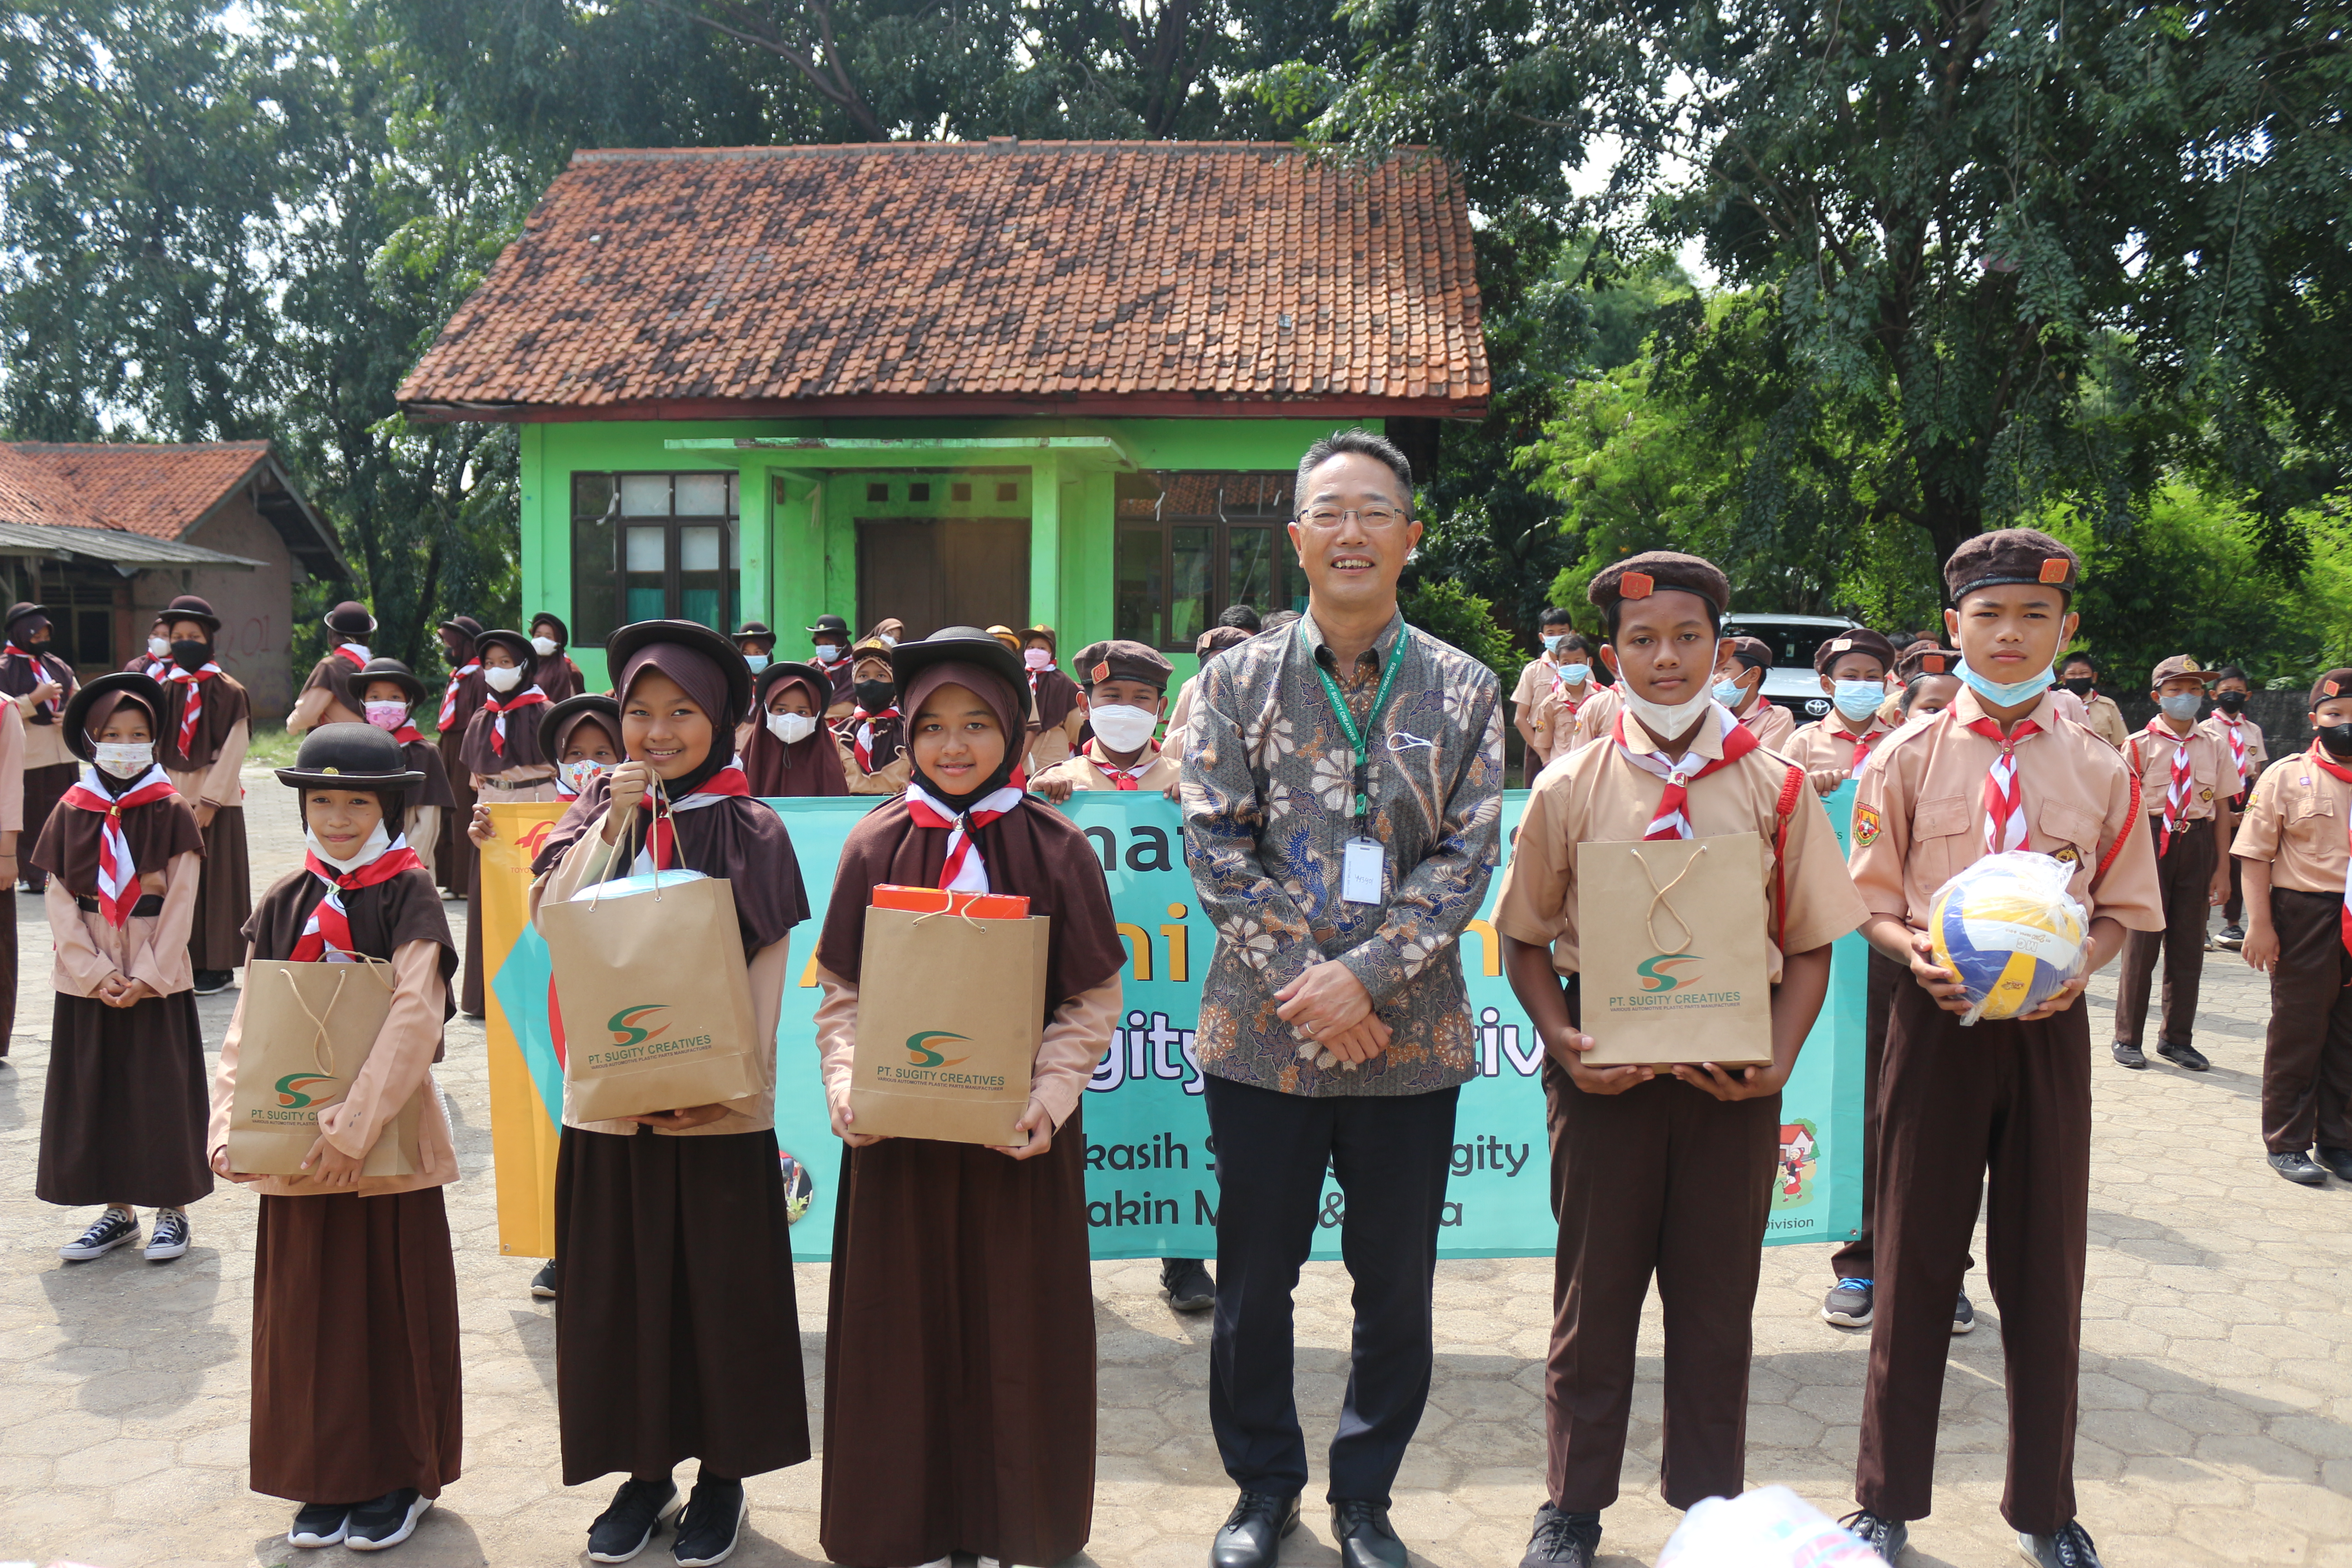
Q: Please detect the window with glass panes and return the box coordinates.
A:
[570,472,740,644]
[1113,472,1300,652]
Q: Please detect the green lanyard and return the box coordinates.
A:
[1307,624,1406,831]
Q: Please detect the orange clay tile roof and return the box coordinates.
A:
[0,441,275,540]
[397,141,1489,422]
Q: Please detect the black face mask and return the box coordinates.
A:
[2215,690,2248,713]
[2320,723,2352,760]
[2062,676,2096,697]
[170,639,211,673]
[854,680,897,714]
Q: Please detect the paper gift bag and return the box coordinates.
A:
[542,869,766,1122]
[1577,833,1775,1067]
[227,958,423,1177]
[850,905,1052,1146]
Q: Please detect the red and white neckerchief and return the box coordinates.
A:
[905,778,1027,892]
[381,716,422,745]
[481,685,548,758]
[631,766,752,874]
[2146,723,2196,857]
[1613,705,1760,840]
[848,704,900,773]
[164,660,221,754]
[2303,744,2352,959]
[331,642,370,668]
[2217,712,2251,789]
[290,833,426,961]
[5,645,59,717]
[1088,739,1159,790]
[1842,718,1891,779]
[1963,712,2045,853]
[437,657,480,728]
[139,657,169,681]
[59,764,181,926]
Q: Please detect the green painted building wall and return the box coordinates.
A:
[523,416,1371,692]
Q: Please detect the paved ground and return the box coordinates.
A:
[2,769,2348,1567]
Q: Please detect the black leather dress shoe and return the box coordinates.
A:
[1211,1490,1299,1568]
[1331,1500,1408,1568]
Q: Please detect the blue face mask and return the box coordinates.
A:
[1559,662,1591,686]
[1832,680,1885,721]
[1541,633,1564,653]
[744,653,769,673]
[1955,658,2055,709]
[1713,677,1749,707]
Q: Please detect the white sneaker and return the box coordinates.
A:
[145,1208,190,1260]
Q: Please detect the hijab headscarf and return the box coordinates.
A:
[615,640,739,799]
[31,689,199,902]
[901,658,1025,813]
[742,668,848,796]
[2,606,74,725]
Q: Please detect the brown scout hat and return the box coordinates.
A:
[1895,641,1958,680]
[1942,528,2079,603]
[2150,654,2218,687]
[1074,639,1173,691]
[1813,628,1898,675]
[1725,635,1774,671]
[2309,669,2352,710]
[1587,551,1731,623]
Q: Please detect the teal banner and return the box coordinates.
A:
[758,786,1866,1261]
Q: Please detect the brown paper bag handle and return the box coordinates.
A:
[910,902,990,933]
[280,956,396,1078]
[588,778,678,910]
[1627,842,1705,956]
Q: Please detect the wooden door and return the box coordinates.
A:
[857,517,1029,639]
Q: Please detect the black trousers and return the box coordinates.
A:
[1205,1073,1459,1508]
[2112,815,2217,1049]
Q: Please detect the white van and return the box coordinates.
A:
[1720,611,1862,721]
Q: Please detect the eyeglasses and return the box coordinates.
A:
[1294,507,1410,530]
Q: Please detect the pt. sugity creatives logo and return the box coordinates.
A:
[608,1004,668,1047]
[1635,953,1703,993]
[274,1072,338,1109]
[904,1030,972,1068]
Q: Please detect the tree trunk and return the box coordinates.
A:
[1919,484,1981,573]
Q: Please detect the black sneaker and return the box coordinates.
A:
[1841,1509,1908,1561]
[344,1487,429,1550]
[2157,1039,2210,1072]
[192,969,236,995]
[2111,1040,2147,1069]
[2018,1519,2103,1567]
[1519,1503,1601,1567]
[59,1208,138,1261]
[531,1259,557,1299]
[1161,1257,1215,1312]
[1952,1290,1976,1335]
[2318,1147,2352,1182]
[671,1478,745,1567]
[588,1477,680,1563]
[146,1208,190,1261]
[288,1501,352,1548]
[2217,923,2245,950]
[2270,1150,2328,1185]
[1822,1277,1873,1328]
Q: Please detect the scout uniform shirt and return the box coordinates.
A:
[1565,683,1624,756]
[1030,738,1179,794]
[1847,687,2163,934]
[2230,750,2352,895]
[2122,716,2230,842]
[1492,708,1870,982]
[2077,690,2131,749]
[2202,708,2270,797]
[1786,711,1897,780]
[1733,698,1796,751]
[1529,679,1605,766]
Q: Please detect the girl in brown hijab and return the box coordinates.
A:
[5,602,79,893]
[31,673,209,1264]
[530,621,812,1568]
[208,722,461,1552]
[456,629,556,1015]
[153,594,253,995]
[742,660,848,796]
[1019,623,1088,773]
[813,627,1124,1568]
[433,616,486,897]
[837,635,912,794]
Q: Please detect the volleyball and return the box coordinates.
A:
[1928,851,2090,1024]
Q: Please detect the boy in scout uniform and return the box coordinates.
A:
[2230,668,2352,1187]
[1788,629,1900,795]
[2058,652,2132,749]
[1714,635,1795,749]
[1492,552,1867,1568]
[2203,664,2269,948]
[1842,529,2161,1568]
[1526,631,1606,769]
[1029,639,1181,800]
[2111,655,2233,1071]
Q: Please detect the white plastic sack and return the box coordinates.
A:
[1926,848,2090,1025]
[1657,1486,1891,1568]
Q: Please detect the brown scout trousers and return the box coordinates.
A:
[2112,814,2218,1049]
[1542,1057,1779,1512]
[2261,887,2352,1155]
[1857,981,2090,1534]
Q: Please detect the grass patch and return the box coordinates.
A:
[245,723,302,769]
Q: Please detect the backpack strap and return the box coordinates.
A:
[1772,762,1805,956]
[2092,767,2143,887]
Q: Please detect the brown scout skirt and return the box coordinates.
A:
[553,1126,811,1487]
[250,1188,463,1502]
[36,990,213,1208]
[186,804,252,972]
[436,729,476,897]
[820,1108,1097,1568]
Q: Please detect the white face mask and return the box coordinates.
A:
[305,819,390,874]
[766,710,817,745]
[1023,647,1054,671]
[877,634,897,648]
[530,635,559,657]
[558,758,612,797]
[813,642,847,665]
[744,653,770,673]
[146,635,170,658]
[95,741,154,780]
[364,700,409,733]
[483,664,523,693]
[1618,685,1717,745]
[1089,703,1160,753]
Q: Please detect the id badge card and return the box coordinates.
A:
[1341,837,1385,904]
